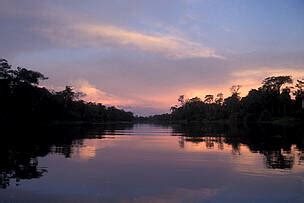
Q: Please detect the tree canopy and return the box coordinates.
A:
[142,76,303,123]
[0,59,134,123]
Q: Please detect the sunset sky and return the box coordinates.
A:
[1,0,304,115]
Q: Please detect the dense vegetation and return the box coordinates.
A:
[0,59,134,123]
[141,76,304,123]
[1,58,303,124]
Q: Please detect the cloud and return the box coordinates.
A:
[40,24,224,59]
[231,67,304,79]
[71,79,176,115]
[3,0,303,115]
[73,80,135,106]
[51,66,304,116]
[168,67,304,100]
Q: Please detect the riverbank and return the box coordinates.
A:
[137,117,303,127]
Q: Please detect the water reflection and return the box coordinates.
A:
[0,123,303,190]
[171,123,304,170]
[0,123,133,188]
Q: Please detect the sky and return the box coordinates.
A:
[1,0,304,115]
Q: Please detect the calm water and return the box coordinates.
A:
[0,123,304,202]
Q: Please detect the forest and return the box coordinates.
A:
[0,59,134,123]
[1,58,303,125]
[140,76,304,124]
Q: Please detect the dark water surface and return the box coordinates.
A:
[0,123,304,202]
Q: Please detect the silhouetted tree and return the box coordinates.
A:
[261,76,293,94]
[204,94,214,104]
[215,93,224,105]
[144,77,303,123]
[0,59,11,79]
[0,59,134,123]
[12,67,48,85]
[294,79,304,112]
[178,95,185,105]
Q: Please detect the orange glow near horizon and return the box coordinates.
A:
[73,67,304,114]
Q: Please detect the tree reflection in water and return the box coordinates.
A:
[0,123,303,189]
[173,123,304,170]
[0,123,133,188]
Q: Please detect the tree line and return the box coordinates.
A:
[0,59,134,123]
[141,75,304,123]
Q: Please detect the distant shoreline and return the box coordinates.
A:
[2,117,303,128]
[135,117,304,127]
